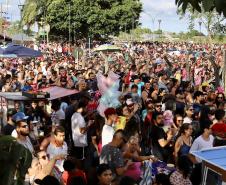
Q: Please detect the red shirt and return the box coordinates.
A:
[62,169,87,185]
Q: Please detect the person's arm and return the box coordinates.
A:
[115,161,132,176]
[158,131,173,148]
[39,137,51,151]
[174,137,182,159]
[91,136,100,155]
[189,139,199,164]
[37,154,65,179]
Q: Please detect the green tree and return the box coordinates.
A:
[22,0,142,40]
[177,5,225,40]
[175,0,226,17]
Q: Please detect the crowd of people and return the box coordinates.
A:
[0,41,226,185]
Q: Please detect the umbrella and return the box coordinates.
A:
[0,43,42,58]
[94,44,121,52]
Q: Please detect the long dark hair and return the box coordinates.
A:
[177,123,191,138]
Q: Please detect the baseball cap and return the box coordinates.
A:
[12,112,29,122]
[126,98,134,106]
[34,175,60,185]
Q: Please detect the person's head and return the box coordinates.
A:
[174,114,183,128]
[37,151,49,166]
[54,126,65,145]
[97,164,113,185]
[194,91,204,103]
[146,98,154,110]
[126,98,135,112]
[35,175,60,185]
[7,108,17,122]
[177,155,193,179]
[154,100,162,113]
[89,72,96,80]
[201,120,212,136]
[185,104,194,118]
[122,105,130,117]
[119,176,137,185]
[51,99,61,112]
[152,111,164,127]
[131,84,138,94]
[178,123,193,137]
[104,107,118,123]
[112,129,127,148]
[127,136,139,152]
[75,100,87,113]
[13,112,29,137]
[215,109,225,121]
[31,101,38,109]
[63,159,76,172]
[216,93,225,103]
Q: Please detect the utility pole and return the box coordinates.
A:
[18,4,24,45]
[68,3,71,52]
[158,19,162,31]
[198,21,202,34]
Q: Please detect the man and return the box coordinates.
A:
[158,71,169,93]
[189,121,214,185]
[71,101,88,160]
[101,108,118,147]
[141,79,151,103]
[2,108,17,135]
[193,91,204,113]
[153,100,162,113]
[47,126,68,172]
[100,130,131,179]
[12,112,34,155]
[130,84,142,108]
[86,72,98,91]
[150,111,173,162]
[190,121,214,163]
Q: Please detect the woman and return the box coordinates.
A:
[97,164,113,185]
[215,93,225,108]
[169,155,192,185]
[174,123,193,160]
[28,151,65,184]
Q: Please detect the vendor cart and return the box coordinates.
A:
[0,86,78,130]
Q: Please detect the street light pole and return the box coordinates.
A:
[198,21,202,34]
[158,19,162,31]
[68,3,71,52]
[18,4,24,45]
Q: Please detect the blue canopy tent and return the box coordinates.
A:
[0,44,42,58]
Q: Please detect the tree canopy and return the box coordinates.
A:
[175,0,226,17]
[22,0,142,40]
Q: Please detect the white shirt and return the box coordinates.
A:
[47,142,68,172]
[17,136,34,155]
[71,112,87,147]
[52,109,65,126]
[190,135,214,163]
[101,124,115,147]
[183,117,192,124]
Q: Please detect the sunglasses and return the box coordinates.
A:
[21,125,28,128]
[217,97,223,99]
[177,119,183,122]
[189,109,194,111]
[156,105,162,108]
[40,154,49,160]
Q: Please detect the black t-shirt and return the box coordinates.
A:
[2,124,15,135]
[150,124,169,162]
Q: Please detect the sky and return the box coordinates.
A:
[2,0,206,33]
